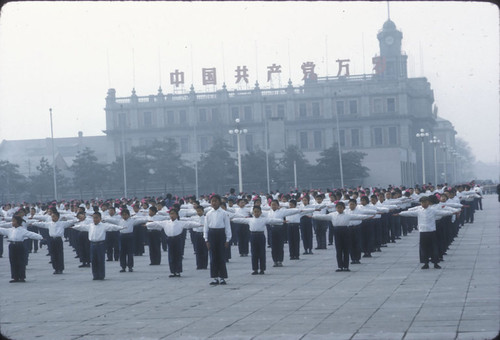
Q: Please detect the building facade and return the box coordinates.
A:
[104,19,457,188]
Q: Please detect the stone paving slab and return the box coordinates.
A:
[1,195,499,340]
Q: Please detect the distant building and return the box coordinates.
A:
[103,19,458,187]
[0,132,111,177]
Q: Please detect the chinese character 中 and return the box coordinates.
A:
[336,59,350,76]
[170,69,185,87]
[235,65,249,84]
[301,62,317,81]
[267,63,282,82]
[202,68,217,85]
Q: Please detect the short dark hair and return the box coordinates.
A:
[336,201,346,208]
[93,212,102,218]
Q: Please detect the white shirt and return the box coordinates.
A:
[106,216,149,234]
[147,219,201,237]
[313,211,371,227]
[232,216,283,232]
[73,222,124,242]
[399,206,454,232]
[33,220,75,237]
[204,208,232,242]
[0,225,43,242]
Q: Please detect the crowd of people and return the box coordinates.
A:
[0,182,484,285]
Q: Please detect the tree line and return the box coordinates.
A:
[0,137,370,202]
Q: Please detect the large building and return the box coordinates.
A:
[103,19,457,188]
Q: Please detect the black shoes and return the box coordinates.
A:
[259,270,265,275]
[128,268,133,272]
[351,260,361,264]
[362,254,372,258]
[210,279,219,285]
[251,271,258,275]
[336,268,343,272]
[53,270,62,274]
[169,273,181,278]
[219,279,226,285]
[421,264,429,269]
[434,264,441,269]
[78,263,90,268]
[120,268,126,273]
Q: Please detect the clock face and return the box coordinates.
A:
[385,36,394,45]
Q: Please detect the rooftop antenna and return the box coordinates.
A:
[158,47,162,90]
[190,43,194,85]
[221,42,226,85]
[287,39,292,80]
[362,33,366,75]
[255,40,259,83]
[325,35,328,79]
[419,41,424,76]
[387,0,391,20]
[132,48,136,90]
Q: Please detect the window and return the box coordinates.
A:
[143,112,152,127]
[300,131,308,150]
[166,110,174,124]
[374,127,383,146]
[199,108,207,122]
[277,104,285,118]
[180,137,189,153]
[265,105,272,118]
[118,113,126,128]
[244,106,253,121]
[299,103,307,118]
[388,126,397,145]
[351,129,360,147]
[179,110,187,123]
[312,102,320,117]
[336,101,344,115]
[200,136,208,152]
[338,129,345,147]
[387,98,396,112]
[245,134,253,152]
[231,107,239,121]
[349,100,358,114]
[211,108,219,122]
[314,131,322,149]
[373,98,383,113]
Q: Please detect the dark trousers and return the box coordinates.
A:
[333,226,351,269]
[78,231,90,264]
[26,225,39,253]
[160,229,168,251]
[119,233,134,269]
[0,235,3,257]
[90,241,106,280]
[148,230,162,265]
[361,220,374,255]
[419,231,438,264]
[314,220,328,249]
[230,222,238,245]
[287,223,301,259]
[300,216,313,252]
[23,239,30,266]
[237,223,250,255]
[250,232,266,271]
[270,225,284,263]
[373,219,382,249]
[349,224,362,261]
[9,242,26,280]
[50,237,64,272]
[133,224,145,255]
[39,228,51,254]
[208,228,228,279]
[380,213,390,244]
[105,231,119,261]
[193,232,208,269]
[328,223,335,245]
[167,234,183,274]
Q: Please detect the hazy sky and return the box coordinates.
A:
[0,1,498,164]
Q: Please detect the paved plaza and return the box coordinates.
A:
[0,196,499,340]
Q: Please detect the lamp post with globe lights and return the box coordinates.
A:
[429,136,440,185]
[416,128,429,185]
[228,118,247,194]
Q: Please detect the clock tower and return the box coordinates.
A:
[376,19,408,78]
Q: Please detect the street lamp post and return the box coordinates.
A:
[333,97,344,188]
[441,143,448,183]
[49,108,58,201]
[429,136,440,185]
[228,118,247,194]
[416,128,429,185]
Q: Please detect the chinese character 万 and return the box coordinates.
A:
[301,62,317,81]
[267,63,282,82]
[170,69,185,87]
[372,56,386,75]
[202,68,217,85]
[336,59,350,76]
[235,65,249,84]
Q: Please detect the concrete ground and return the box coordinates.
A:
[0,196,499,340]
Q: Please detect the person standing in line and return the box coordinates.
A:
[232,206,283,275]
[0,216,43,282]
[313,202,373,272]
[71,212,125,280]
[299,195,315,255]
[103,205,121,262]
[285,200,315,260]
[204,195,232,285]
[146,206,169,265]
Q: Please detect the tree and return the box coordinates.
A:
[70,147,108,198]
[313,145,369,188]
[241,148,278,193]
[198,136,237,194]
[0,160,27,201]
[29,157,67,201]
[277,145,312,190]
[109,152,149,197]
